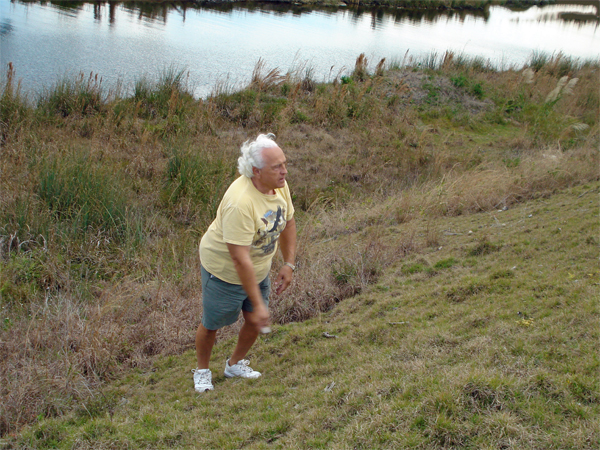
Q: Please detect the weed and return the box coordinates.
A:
[352,53,369,82]
[528,50,550,72]
[503,156,521,168]
[249,58,284,92]
[471,82,484,99]
[490,269,515,279]
[433,257,457,270]
[467,238,502,256]
[401,262,427,275]
[451,74,468,88]
[446,281,487,302]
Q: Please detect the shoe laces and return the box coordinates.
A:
[234,359,253,373]
[193,369,211,382]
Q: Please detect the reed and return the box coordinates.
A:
[133,66,193,119]
[0,63,30,143]
[37,72,106,118]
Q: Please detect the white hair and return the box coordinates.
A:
[237,133,279,178]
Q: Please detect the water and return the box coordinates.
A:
[1,0,598,99]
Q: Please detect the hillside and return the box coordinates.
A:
[1,50,598,446]
[6,181,599,449]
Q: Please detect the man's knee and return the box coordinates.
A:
[197,324,217,339]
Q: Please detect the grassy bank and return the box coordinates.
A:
[1,50,598,446]
[8,181,599,449]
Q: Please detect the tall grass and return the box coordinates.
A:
[37,156,127,236]
[162,144,237,227]
[133,66,193,121]
[0,62,30,143]
[37,72,107,118]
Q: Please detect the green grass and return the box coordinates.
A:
[7,182,599,449]
[37,72,106,118]
[133,66,194,120]
[162,142,237,226]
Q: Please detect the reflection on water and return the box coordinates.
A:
[1,0,598,98]
[559,12,600,23]
[510,3,599,26]
[0,20,13,36]
[20,0,599,27]
[16,1,496,26]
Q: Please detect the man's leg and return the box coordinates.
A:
[196,323,217,369]
[229,310,260,365]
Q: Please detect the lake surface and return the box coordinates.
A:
[1,0,599,99]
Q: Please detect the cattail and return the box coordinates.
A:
[562,78,578,96]
[522,68,534,84]
[571,122,589,132]
[375,58,386,77]
[545,75,572,103]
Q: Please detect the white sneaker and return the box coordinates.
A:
[192,368,214,392]
[224,359,261,379]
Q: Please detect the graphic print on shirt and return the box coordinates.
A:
[252,206,286,256]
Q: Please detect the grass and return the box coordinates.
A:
[0,49,598,446]
[6,182,599,449]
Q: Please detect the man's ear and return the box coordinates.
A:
[252,166,260,177]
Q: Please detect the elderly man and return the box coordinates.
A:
[192,133,296,392]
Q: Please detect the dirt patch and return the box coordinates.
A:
[387,70,493,114]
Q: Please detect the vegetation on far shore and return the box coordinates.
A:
[11,0,569,11]
[174,0,552,8]
[0,48,598,448]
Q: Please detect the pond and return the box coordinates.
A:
[1,0,598,98]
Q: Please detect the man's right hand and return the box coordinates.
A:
[246,302,270,330]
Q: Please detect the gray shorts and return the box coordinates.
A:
[201,265,270,331]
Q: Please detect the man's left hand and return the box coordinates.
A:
[274,265,293,295]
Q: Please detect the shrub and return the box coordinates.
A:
[451,75,468,88]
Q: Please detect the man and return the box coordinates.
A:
[192,133,296,392]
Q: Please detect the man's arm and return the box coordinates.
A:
[275,217,297,295]
[226,243,270,329]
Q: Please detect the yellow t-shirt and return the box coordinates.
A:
[199,176,295,285]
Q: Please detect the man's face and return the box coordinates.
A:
[254,146,288,192]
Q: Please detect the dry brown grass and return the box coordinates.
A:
[0,275,202,434]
